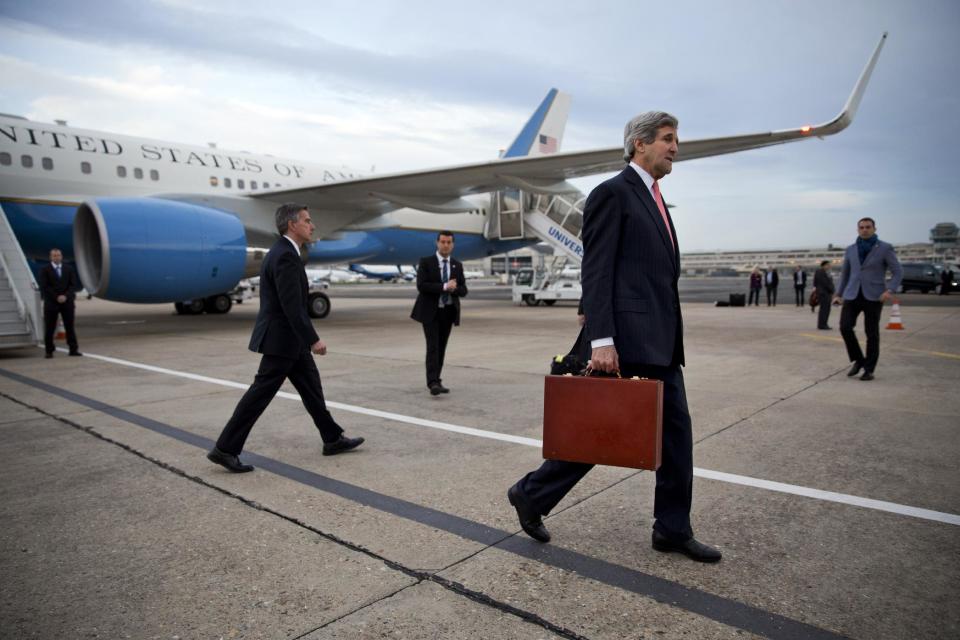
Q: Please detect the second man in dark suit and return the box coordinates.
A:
[813,260,835,330]
[411,231,468,395]
[207,203,364,473]
[38,248,82,358]
[507,111,720,563]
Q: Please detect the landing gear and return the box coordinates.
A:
[204,294,232,314]
[308,291,331,319]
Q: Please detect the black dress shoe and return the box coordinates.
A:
[436,384,450,394]
[817,326,832,330]
[44,352,53,359]
[847,361,864,377]
[207,447,254,473]
[652,531,721,563]
[507,484,550,543]
[322,435,365,456]
[429,384,442,396]
[69,350,83,357]
[860,371,874,381]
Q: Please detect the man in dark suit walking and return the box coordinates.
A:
[38,248,81,358]
[207,204,364,473]
[410,231,468,395]
[507,111,721,562]
[813,260,835,330]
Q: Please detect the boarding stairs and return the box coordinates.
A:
[488,190,585,264]
[0,203,42,349]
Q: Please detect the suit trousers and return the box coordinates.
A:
[839,291,884,372]
[794,285,805,306]
[43,303,78,354]
[766,285,777,306]
[516,363,694,542]
[216,351,343,454]
[422,305,456,386]
[816,290,833,329]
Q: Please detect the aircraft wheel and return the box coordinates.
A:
[308,292,331,319]
[204,294,233,314]
[543,299,557,306]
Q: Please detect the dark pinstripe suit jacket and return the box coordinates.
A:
[581,166,684,367]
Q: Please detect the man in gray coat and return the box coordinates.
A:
[813,260,835,330]
[833,217,902,381]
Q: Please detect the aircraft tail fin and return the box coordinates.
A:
[502,88,571,158]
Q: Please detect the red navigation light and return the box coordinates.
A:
[800,125,812,134]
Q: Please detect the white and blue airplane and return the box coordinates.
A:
[0,34,885,319]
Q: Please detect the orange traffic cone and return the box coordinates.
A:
[55,319,66,340]
[886,300,904,330]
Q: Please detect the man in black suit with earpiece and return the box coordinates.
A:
[411,231,468,395]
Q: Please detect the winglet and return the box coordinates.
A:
[797,32,888,137]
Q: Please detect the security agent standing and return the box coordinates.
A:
[207,204,364,473]
[411,231,468,395]
[793,265,807,307]
[38,248,81,358]
[833,217,902,381]
[813,260,835,330]
[507,111,721,563]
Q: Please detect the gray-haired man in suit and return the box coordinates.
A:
[833,217,902,381]
[507,111,720,563]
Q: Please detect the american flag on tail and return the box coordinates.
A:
[538,134,557,153]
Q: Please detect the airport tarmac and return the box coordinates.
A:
[0,294,957,639]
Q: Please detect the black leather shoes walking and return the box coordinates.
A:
[508,484,550,543]
[860,371,875,381]
[847,361,864,377]
[322,435,365,456]
[207,447,254,473]
[652,531,722,563]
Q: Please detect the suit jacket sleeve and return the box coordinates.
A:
[416,258,444,295]
[838,251,851,297]
[66,266,78,301]
[884,245,903,293]
[274,250,320,347]
[580,182,620,342]
[38,267,54,301]
[452,260,468,298]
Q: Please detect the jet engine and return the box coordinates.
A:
[73,198,249,303]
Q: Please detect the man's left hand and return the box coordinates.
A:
[879,290,892,303]
[56,295,66,304]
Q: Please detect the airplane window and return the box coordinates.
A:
[42,157,54,170]
[224,177,232,188]
[117,166,127,178]
[251,181,258,190]
[0,152,11,166]
[210,176,219,187]
[81,161,92,174]
[21,155,33,168]
[134,168,143,179]
[150,169,159,181]
[237,179,245,189]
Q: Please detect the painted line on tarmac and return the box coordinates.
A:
[38,347,960,527]
[0,366,846,640]
[799,333,960,360]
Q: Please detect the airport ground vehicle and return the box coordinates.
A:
[900,263,941,293]
[511,268,581,306]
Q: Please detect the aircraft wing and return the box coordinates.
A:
[254,33,886,219]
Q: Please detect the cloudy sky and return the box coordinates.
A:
[1,0,957,251]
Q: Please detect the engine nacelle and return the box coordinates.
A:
[74,198,247,303]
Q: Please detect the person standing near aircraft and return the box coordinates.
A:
[748,268,763,306]
[833,217,902,381]
[765,267,779,306]
[813,260,835,330]
[793,265,807,307]
[208,204,364,473]
[411,231,468,396]
[38,248,82,358]
[507,111,721,562]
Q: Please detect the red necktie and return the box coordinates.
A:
[651,181,675,251]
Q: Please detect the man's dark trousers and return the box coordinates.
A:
[839,290,883,372]
[216,351,342,454]
[423,305,456,386]
[43,303,78,354]
[794,285,805,306]
[516,363,694,542]
[817,293,832,329]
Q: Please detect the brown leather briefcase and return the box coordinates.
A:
[542,375,663,470]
